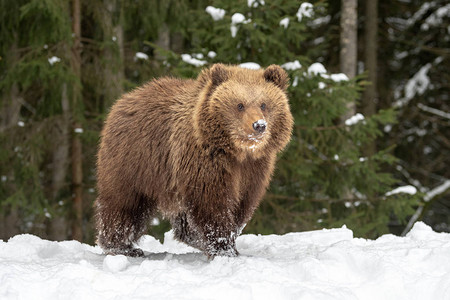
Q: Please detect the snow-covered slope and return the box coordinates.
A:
[1,222,449,300]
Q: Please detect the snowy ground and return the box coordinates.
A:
[1,222,450,300]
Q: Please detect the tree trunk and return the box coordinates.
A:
[102,0,124,110]
[170,31,184,54]
[0,39,22,133]
[340,0,358,121]
[0,37,23,240]
[362,0,378,156]
[48,83,70,241]
[152,22,170,69]
[1,208,21,240]
[71,0,83,241]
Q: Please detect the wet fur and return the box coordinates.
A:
[95,64,293,257]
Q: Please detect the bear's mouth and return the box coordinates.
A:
[239,132,267,151]
[247,133,265,143]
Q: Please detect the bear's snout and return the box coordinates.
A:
[252,119,267,134]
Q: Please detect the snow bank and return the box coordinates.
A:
[1,222,450,300]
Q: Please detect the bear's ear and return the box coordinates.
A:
[263,65,289,91]
[209,63,230,87]
[198,63,230,88]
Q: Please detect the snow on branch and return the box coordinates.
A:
[424,180,450,202]
[134,52,149,60]
[296,2,313,22]
[239,62,261,70]
[394,57,443,107]
[385,185,417,197]
[307,62,349,82]
[402,180,450,236]
[417,103,450,120]
[344,113,365,126]
[181,54,207,67]
[205,6,225,21]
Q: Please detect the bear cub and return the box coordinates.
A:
[95,64,293,257]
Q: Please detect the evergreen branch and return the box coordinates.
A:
[265,193,378,204]
[297,124,346,131]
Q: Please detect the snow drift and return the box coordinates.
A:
[1,222,449,299]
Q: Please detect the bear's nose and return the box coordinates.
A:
[253,119,267,133]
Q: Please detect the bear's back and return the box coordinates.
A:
[97,77,201,200]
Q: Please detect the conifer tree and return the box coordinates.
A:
[383,0,450,232]
[0,0,75,239]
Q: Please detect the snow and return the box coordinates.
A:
[309,15,331,28]
[307,63,349,82]
[407,2,436,26]
[256,119,267,126]
[279,17,290,29]
[134,52,149,60]
[307,62,327,75]
[2,222,450,299]
[248,0,264,8]
[395,56,443,107]
[407,2,450,31]
[402,180,450,235]
[205,6,225,21]
[385,185,418,197]
[405,63,431,100]
[48,56,61,65]
[296,2,313,22]
[232,13,246,24]
[344,113,365,126]
[281,60,301,71]
[231,13,251,38]
[103,255,129,272]
[417,103,450,120]
[207,51,217,59]
[324,73,349,82]
[424,180,450,202]
[181,54,207,67]
[240,62,261,70]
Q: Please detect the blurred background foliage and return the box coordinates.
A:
[0,0,448,243]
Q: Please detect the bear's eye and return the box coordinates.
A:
[261,103,266,111]
[237,103,244,111]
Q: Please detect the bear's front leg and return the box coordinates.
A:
[191,208,239,258]
[204,223,239,258]
[173,210,239,257]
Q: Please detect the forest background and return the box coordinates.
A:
[1,0,449,244]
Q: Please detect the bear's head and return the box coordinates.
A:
[195,64,293,160]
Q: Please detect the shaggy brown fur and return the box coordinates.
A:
[95,64,293,257]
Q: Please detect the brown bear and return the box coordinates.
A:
[94,64,293,258]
